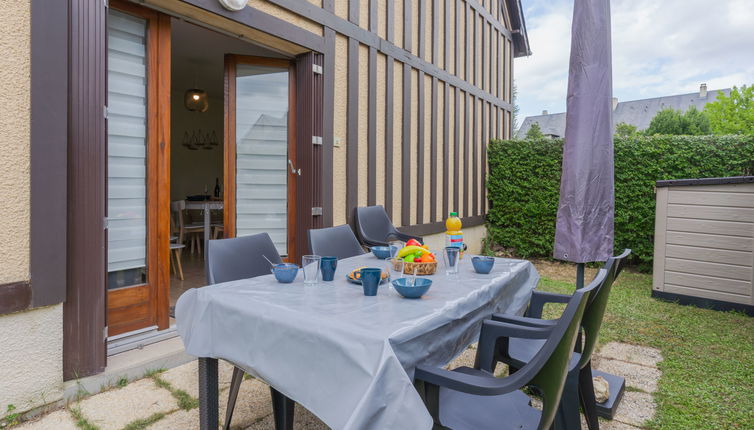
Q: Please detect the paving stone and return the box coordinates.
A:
[245,404,330,430]
[598,342,663,368]
[15,409,78,430]
[76,378,179,430]
[446,347,508,376]
[600,419,643,430]
[160,359,235,399]
[219,378,274,430]
[613,391,655,427]
[593,357,660,393]
[146,408,199,430]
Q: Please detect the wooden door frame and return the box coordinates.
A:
[223,55,298,260]
[106,1,171,336]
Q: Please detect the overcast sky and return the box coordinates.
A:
[514,0,754,128]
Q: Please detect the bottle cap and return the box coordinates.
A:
[449,212,458,217]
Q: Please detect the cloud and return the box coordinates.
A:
[515,0,754,125]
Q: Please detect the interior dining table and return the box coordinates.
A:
[175,253,540,430]
[184,199,223,260]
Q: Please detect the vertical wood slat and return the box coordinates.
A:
[417,71,425,223]
[404,0,412,53]
[369,0,377,32]
[463,91,470,216]
[418,0,426,60]
[482,100,488,214]
[430,76,438,222]
[387,0,395,43]
[349,0,359,23]
[444,0,451,71]
[466,2,472,87]
[65,0,107,380]
[455,0,461,78]
[473,96,478,216]
[347,38,359,223]
[454,87,460,213]
[322,28,335,227]
[481,14,486,92]
[385,56,394,218]
[443,82,450,219]
[367,47,377,206]
[402,62,412,226]
[432,0,439,64]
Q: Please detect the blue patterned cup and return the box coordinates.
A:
[360,268,382,296]
[271,263,299,283]
[320,256,338,281]
[471,256,495,274]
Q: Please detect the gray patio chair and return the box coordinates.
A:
[492,249,632,430]
[308,224,366,259]
[205,233,295,430]
[414,269,607,430]
[354,205,423,247]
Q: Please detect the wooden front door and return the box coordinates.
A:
[223,55,298,261]
[106,1,171,336]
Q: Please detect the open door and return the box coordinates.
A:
[224,55,298,260]
[106,1,171,336]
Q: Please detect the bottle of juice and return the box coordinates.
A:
[445,212,464,257]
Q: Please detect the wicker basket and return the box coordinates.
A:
[394,260,438,275]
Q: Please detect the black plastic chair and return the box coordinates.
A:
[492,249,632,430]
[308,224,366,259]
[354,205,423,247]
[414,269,607,430]
[205,233,295,430]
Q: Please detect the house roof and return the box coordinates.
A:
[507,0,531,57]
[516,87,731,138]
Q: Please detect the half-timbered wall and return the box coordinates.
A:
[242,0,516,231]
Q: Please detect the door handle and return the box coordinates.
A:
[288,159,301,176]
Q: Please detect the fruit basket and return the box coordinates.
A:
[395,260,437,275]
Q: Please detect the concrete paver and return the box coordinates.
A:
[594,357,660,393]
[159,359,235,399]
[598,342,663,368]
[146,408,199,430]
[14,409,78,430]
[76,378,179,430]
[219,378,275,430]
[613,391,656,427]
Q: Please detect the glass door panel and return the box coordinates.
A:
[234,64,290,255]
[107,9,148,289]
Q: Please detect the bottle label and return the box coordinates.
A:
[447,234,463,248]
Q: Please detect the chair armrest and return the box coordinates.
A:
[388,231,424,244]
[490,313,558,328]
[415,364,522,397]
[526,291,572,318]
[475,320,551,373]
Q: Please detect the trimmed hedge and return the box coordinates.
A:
[486,135,754,270]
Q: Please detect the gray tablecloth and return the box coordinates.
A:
[176,254,539,430]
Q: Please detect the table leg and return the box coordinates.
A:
[271,387,295,430]
[203,203,211,261]
[198,357,219,430]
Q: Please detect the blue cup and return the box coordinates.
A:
[271,263,299,283]
[471,256,495,274]
[360,268,382,296]
[320,256,338,281]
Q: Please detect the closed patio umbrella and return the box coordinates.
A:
[554,0,614,286]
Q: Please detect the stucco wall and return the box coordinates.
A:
[0,305,64,414]
[422,224,487,255]
[0,0,65,415]
[0,0,31,284]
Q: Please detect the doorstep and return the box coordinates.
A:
[62,336,194,404]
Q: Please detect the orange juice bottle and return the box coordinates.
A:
[445,212,464,257]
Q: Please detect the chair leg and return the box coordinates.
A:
[223,366,245,430]
[170,250,176,276]
[270,387,295,430]
[554,367,582,430]
[175,249,184,281]
[579,362,600,430]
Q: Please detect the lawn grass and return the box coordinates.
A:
[536,267,754,429]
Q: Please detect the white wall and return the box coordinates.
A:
[422,224,487,255]
[0,305,64,414]
[170,93,224,201]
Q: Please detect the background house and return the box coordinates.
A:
[516,84,731,138]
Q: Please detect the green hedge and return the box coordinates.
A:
[486,135,754,270]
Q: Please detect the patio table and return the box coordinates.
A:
[176,254,539,430]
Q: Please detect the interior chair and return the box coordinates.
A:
[170,200,205,255]
[205,233,294,430]
[169,212,185,280]
[492,249,632,430]
[308,224,366,259]
[413,269,607,430]
[354,205,423,247]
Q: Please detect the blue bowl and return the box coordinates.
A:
[271,263,299,283]
[472,256,495,274]
[371,246,396,260]
[392,278,432,299]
